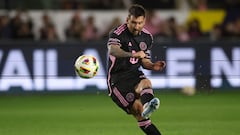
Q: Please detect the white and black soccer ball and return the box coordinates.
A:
[74,55,99,79]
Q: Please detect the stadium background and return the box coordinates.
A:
[0,0,240,135]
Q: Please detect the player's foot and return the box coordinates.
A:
[141,98,160,119]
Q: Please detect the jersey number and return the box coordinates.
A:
[130,50,139,64]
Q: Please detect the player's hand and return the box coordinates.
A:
[132,51,146,58]
[153,61,166,71]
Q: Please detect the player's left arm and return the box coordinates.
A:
[141,58,166,71]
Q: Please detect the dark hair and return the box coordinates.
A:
[128,4,146,18]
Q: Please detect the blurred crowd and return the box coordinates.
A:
[145,9,240,42]
[0,0,175,10]
[0,0,240,42]
[0,10,34,40]
[0,9,121,41]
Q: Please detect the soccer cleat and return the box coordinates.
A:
[141,97,160,119]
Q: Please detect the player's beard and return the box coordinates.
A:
[133,29,140,35]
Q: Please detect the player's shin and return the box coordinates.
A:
[138,119,161,135]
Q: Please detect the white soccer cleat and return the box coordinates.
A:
[141,97,160,119]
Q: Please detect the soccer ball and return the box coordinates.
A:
[74,55,99,79]
[181,86,196,96]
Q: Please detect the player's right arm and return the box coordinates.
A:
[108,45,132,57]
[107,26,145,58]
[108,45,146,58]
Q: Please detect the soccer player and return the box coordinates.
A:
[107,4,166,135]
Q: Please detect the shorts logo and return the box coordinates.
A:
[139,42,147,50]
[126,93,134,102]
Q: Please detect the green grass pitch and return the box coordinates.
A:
[0,90,240,135]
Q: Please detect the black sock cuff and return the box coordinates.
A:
[140,88,154,105]
[138,119,162,135]
[138,119,151,129]
[140,88,153,96]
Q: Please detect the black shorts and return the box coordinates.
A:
[108,70,146,114]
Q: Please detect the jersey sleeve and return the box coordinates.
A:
[145,34,153,59]
[107,30,122,47]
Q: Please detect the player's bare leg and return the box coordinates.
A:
[131,99,161,135]
[135,79,160,118]
[131,79,161,135]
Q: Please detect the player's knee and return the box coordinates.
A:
[132,108,144,121]
[141,79,152,88]
[131,100,143,114]
[136,79,152,93]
